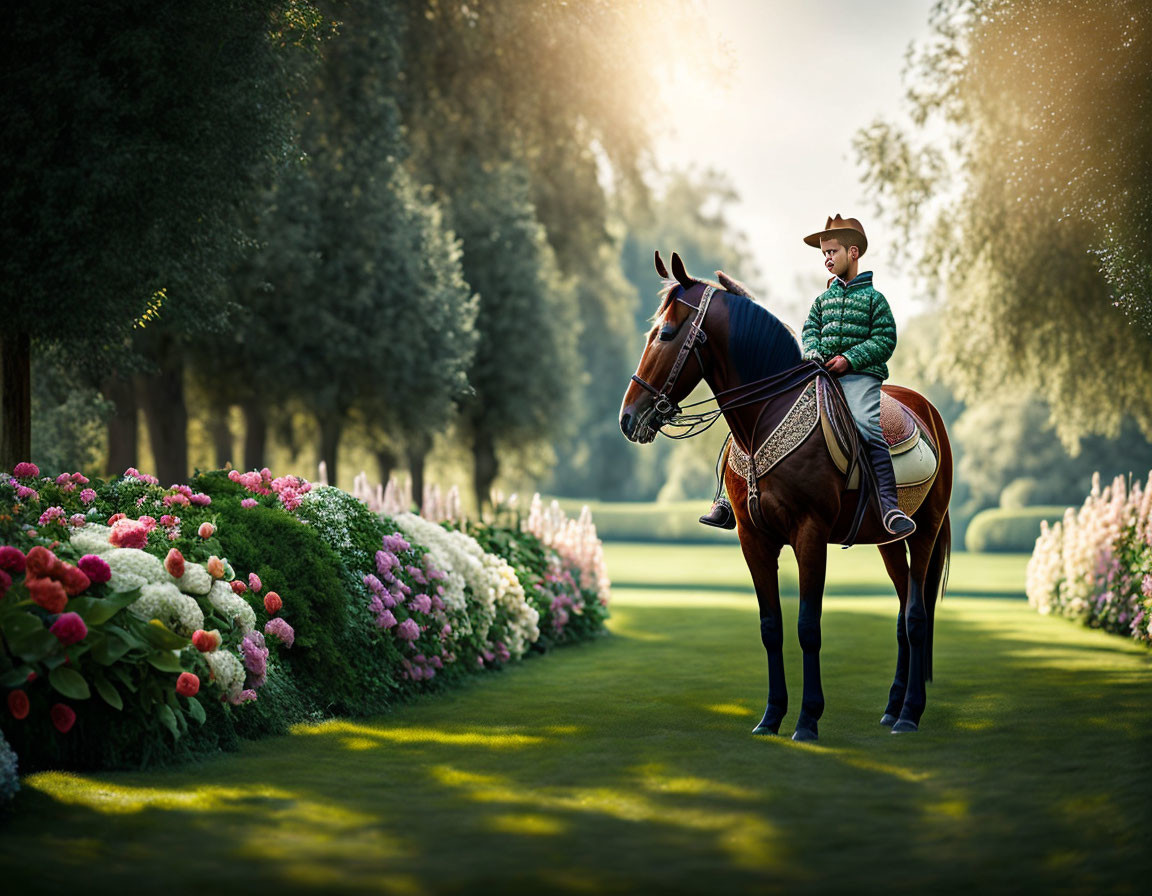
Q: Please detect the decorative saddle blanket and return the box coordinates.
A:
[727,379,940,515]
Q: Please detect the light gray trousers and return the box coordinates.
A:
[838,373,885,447]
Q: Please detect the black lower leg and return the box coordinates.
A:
[897,581,927,728]
[754,615,787,734]
[884,610,910,720]
[795,602,823,738]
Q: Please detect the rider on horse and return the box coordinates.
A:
[701,214,917,539]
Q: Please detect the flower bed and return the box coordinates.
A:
[0,463,610,779]
[1026,472,1152,644]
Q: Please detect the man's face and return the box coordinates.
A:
[820,238,855,278]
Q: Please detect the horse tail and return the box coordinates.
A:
[923,511,950,683]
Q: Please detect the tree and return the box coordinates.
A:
[0,1,324,470]
[854,0,1152,446]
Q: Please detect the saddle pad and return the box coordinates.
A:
[727,381,819,483]
[817,383,939,514]
[880,392,917,450]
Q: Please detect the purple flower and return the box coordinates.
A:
[375,550,398,576]
[230,689,258,705]
[240,498,257,509]
[79,488,97,504]
[364,573,385,595]
[377,609,397,630]
[409,593,432,615]
[382,533,410,554]
[15,485,38,501]
[240,632,269,688]
[396,618,420,641]
[406,565,427,585]
[264,617,295,648]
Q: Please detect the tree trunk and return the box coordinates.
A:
[137,340,187,485]
[375,445,398,485]
[471,428,498,516]
[101,374,138,476]
[318,413,342,487]
[209,413,233,469]
[0,330,31,470]
[242,399,267,472]
[406,434,430,509]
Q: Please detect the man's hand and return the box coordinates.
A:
[825,355,850,376]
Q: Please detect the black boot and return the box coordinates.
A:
[699,497,736,529]
[866,438,916,539]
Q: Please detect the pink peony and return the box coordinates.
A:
[137,515,158,532]
[248,573,262,593]
[25,545,57,578]
[163,493,190,507]
[69,513,86,527]
[197,522,215,539]
[78,554,111,584]
[109,519,148,550]
[206,556,225,579]
[15,485,39,501]
[159,514,178,528]
[176,672,200,697]
[263,591,282,615]
[396,618,420,641]
[38,506,66,526]
[55,473,72,486]
[164,548,185,578]
[191,629,222,653]
[240,498,257,509]
[190,493,211,506]
[71,473,89,485]
[13,462,39,478]
[0,546,26,574]
[49,612,88,645]
[55,563,90,596]
[107,513,126,526]
[50,703,76,733]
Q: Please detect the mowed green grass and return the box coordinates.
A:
[2,544,1150,895]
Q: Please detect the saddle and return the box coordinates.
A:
[726,378,939,516]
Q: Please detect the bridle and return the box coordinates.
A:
[629,284,715,434]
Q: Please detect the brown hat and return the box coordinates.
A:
[803,214,868,257]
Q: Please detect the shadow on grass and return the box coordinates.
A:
[2,599,1149,895]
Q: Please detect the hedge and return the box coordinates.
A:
[964,506,1070,553]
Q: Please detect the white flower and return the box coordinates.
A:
[129,582,204,635]
[207,580,256,633]
[171,562,212,596]
[69,524,114,556]
[204,649,245,699]
[105,548,166,584]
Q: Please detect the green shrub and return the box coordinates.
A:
[964,506,1069,553]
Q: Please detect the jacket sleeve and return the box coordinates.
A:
[800,295,824,361]
[842,291,896,372]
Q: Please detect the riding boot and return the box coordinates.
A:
[867,437,916,538]
[699,496,736,529]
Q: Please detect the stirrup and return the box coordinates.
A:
[699,498,736,530]
[883,509,916,538]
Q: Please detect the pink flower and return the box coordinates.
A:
[50,703,76,733]
[68,513,86,527]
[176,672,200,697]
[396,618,420,641]
[71,473,89,485]
[240,498,257,509]
[376,608,397,629]
[163,493,190,507]
[50,612,88,646]
[230,580,248,595]
[38,506,66,526]
[263,591,282,615]
[198,522,215,539]
[13,462,39,478]
[409,593,432,615]
[159,514,178,527]
[164,548,185,579]
[109,519,149,550]
[60,482,75,493]
[0,568,10,598]
[190,493,211,506]
[55,473,72,486]
[26,577,67,612]
[78,554,111,584]
[230,689,257,705]
[264,617,295,648]
[15,485,39,501]
[107,513,126,526]
[0,546,26,574]
[248,573,262,593]
[137,515,158,532]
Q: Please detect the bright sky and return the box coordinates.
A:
[654,0,937,330]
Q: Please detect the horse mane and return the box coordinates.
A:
[652,276,723,322]
[725,292,802,385]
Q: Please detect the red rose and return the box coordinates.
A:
[27,576,68,614]
[263,591,282,615]
[25,545,58,578]
[50,702,76,733]
[0,545,26,574]
[191,629,221,653]
[230,579,248,595]
[107,513,126,525]
[7,689,29,720]
[164,548,185,579]
[176,672,200,697]
[54,563,91,597]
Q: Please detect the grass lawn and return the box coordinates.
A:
[2,544,1149,894]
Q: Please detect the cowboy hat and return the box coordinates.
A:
[803,214,868,257]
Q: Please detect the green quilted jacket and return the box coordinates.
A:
[800,271,896,380]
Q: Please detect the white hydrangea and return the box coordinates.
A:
[170,562,212,596]
[207,580,256,633]
[297,485,365,557]
[481,551,539,659]
[203,649,245,700]
[105,548,166,584]
[69,524,114,555]
[129,582,204,635]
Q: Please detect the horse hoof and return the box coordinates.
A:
[880,713,898,727]
[791,727,818,743]
[891,720,919,734]
[751,725,780,736]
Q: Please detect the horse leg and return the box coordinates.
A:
[892,529,936,734]
[792,531,828,742]
[740,539,788,735]
[877,542,911,727]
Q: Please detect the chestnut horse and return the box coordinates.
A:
[619,252,953,741]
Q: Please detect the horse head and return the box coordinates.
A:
[619,251,714,443]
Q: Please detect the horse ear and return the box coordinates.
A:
[654,250,669,280]
[671,252,694,290]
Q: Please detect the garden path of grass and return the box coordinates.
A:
[2,543,1150,895]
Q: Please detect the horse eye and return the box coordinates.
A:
[658,324,678,342]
